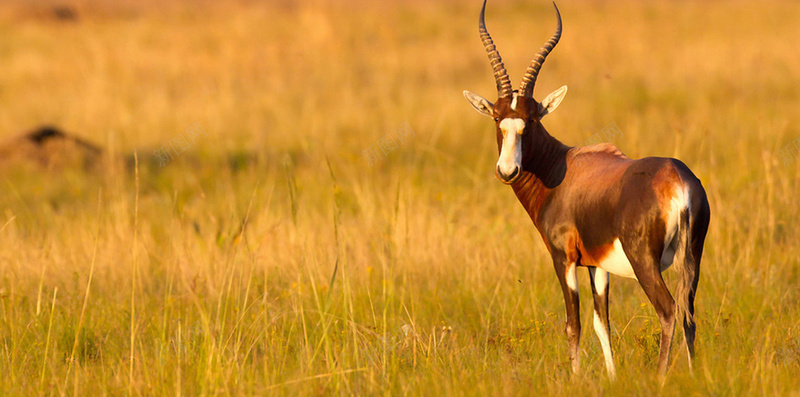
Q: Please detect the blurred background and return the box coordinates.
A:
[0,0,799,394]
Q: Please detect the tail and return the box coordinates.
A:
[668,164,709,370]
[672,207,696,328]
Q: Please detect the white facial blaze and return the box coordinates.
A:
[497,118,525,178]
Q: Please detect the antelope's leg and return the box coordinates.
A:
[628,249,676,380]
[554,255,581,374]
[589,267,616,379]
[645,275,675,380]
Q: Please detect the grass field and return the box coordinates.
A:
[1,0,800,395]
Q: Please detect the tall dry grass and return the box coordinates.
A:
[0,0,799,395]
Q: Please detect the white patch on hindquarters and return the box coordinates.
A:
[660,184,690,271]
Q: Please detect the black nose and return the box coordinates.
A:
[496,165,520,182]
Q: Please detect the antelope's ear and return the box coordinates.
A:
[463,90,494,117]
[538,85,568,118]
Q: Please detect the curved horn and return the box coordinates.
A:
[518,2,562,98]
[479,0,513,98]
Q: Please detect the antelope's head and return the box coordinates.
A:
[463,1,568,185]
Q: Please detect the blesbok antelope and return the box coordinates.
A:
[463,1,710,379]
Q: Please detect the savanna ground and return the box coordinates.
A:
[1,0,799,395]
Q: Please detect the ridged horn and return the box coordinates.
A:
[518,2,562,98]
[479,0,513,98]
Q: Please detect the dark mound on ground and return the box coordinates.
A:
[0,125,104,171]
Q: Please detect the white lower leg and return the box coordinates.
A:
[593,310,616,379]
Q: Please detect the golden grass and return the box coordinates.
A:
[1,0,799,394]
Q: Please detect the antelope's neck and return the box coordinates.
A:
[510,129,570,228]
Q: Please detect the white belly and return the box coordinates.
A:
[595,239,637,279]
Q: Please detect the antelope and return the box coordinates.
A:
[463,1,710,379]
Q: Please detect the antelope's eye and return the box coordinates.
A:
[494,117,499,122]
